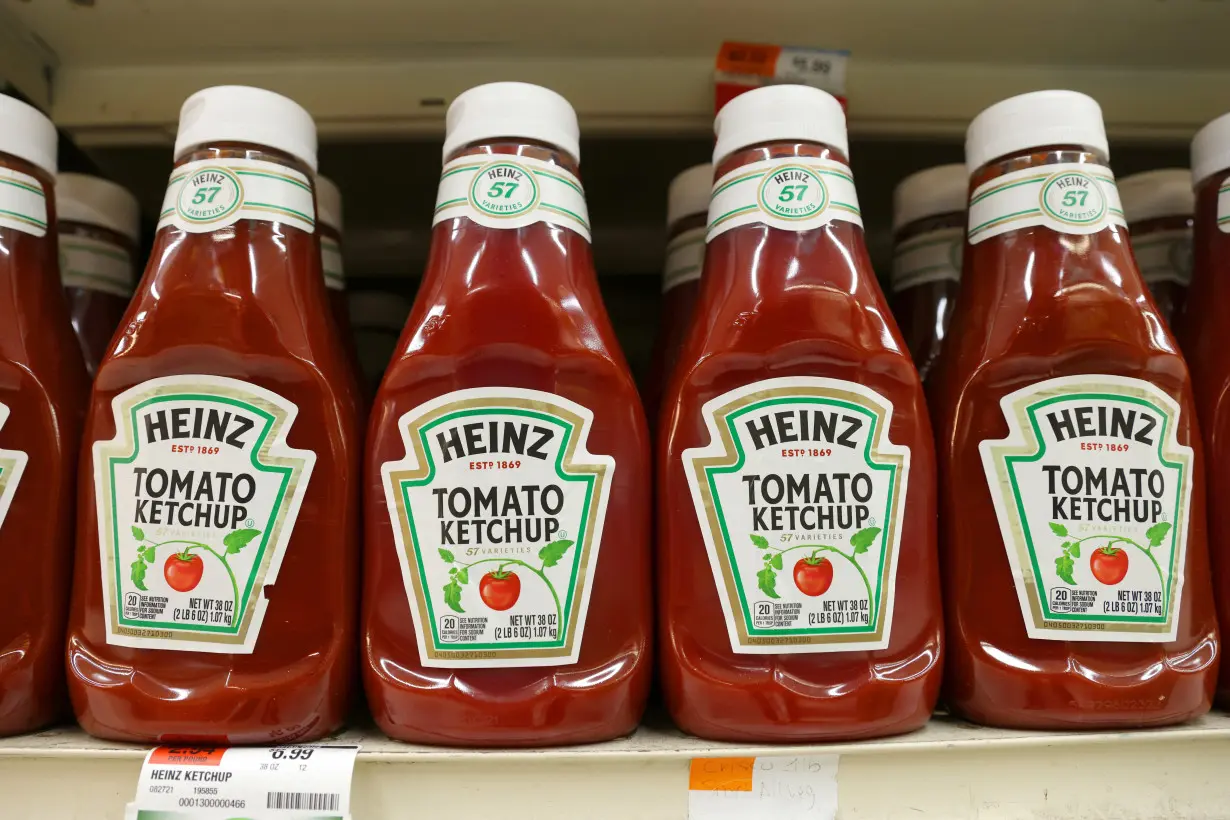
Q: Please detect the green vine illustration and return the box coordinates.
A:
[128,524,261,623]
[437,538,574,624]
[1048,520,1170,592]
[750,526,882,603]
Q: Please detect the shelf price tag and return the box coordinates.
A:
[125,744,360,819]
[688,755,839,820]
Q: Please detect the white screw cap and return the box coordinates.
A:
[714,85,849,166]
[443,82,580,163]
[965,90,1109,176]
[56,173,140,242]
[0,94,56,176]
[173,86,318,171]
[1118,169,1194,224]
[1192,112,1230,187]
[667,163,713,228]
[892,164,967,233]
[316,173,342,234]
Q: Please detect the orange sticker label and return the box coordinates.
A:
[688,757,756,792]
[716,42,781,77]
[148,746,226,766]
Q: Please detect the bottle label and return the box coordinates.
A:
[1218,178,1230,234]
[59,234,135,297]
[706,157,863,243]
[432,155,591,242]
[0,404,28,532]
[381,388,614,668]
[157,158,316,235]
[980,375,1192,642]
[321,234,345,291]
[682,378,910,654]
[93,376,316,653]
[891,226,963,292]
[1132,227,1192,286]
[663,225,706,293]
[0,166,47,237]
[968,162,1126,245]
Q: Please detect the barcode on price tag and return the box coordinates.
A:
[125,744,359,819]
[688,754,839,820]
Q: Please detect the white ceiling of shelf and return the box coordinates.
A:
[6,0,1230,142]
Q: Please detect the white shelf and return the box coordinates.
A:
[5,0,1230,144]
[3,713,1230,818]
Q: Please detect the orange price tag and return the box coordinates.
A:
[688,757,756,792]
[147,746,226,766]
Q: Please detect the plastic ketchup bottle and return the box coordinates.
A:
[66,86,360,743]
[934,90,1218,729]
[658,85,942,742]
[0,95,90,736]
[1183,113,1230,705]
[363,83,652,746]
[55,173,140,376]
[646,163,711,422]
[1119,169,1194,329]
[889,164,966,381]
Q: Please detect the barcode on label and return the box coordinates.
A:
[266,790,341,811]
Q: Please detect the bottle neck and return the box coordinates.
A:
[0,151,64,306]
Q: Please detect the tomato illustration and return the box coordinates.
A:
[479,570,521,611]
[164,553,205,593]
[1090,546,1129,585]
[793,557,834,597]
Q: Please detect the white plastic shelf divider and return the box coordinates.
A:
[2,713,1229,819]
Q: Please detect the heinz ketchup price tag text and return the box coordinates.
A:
[125,744,359,819]
[688,755,839,820]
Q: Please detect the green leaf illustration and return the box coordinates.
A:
[223,528,260,554]
[455,567,469,584]
[1146,521,1172,547]
[443,579,465,613]
[850,527,882,554]
[1062,540,1079,558]
[769,553,783,570]
[757,566,780,599]
[137,545,155,562]
[438,548,456,564]
[750,534,770,549]
[131,558,149,591]
[1049,522,1069,537]
[538,539,574,568]
[131,526,146,541]
[1055,554,1076,585]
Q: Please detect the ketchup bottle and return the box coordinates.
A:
[66,86,360,743]
[0,95,90,736]
[658,85,942,742]
[316,173,363,391]
[1183,113,1230,704]
[934,91,1218,729]
[363,83,652,746]
[56,173,140,376]
[889,164,965,381]
[646,163,711,423]
[1118,169,1193,330]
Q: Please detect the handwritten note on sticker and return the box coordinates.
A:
[688,755,839,820]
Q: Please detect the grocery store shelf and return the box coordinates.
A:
[6,0,1230,144]
[4,712,1230,818]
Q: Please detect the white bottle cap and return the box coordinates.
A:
[667,163,713,227]
[173,86,318,172]
[1191,112,1230,186]
[965,90,1109,176]
[1118,169,1194,224]
[713,85,849,166]
[892,164,967,233]
[0,94,57,176]
[56,173,140,242]
[316,173,342,234]
[443,82,580,163]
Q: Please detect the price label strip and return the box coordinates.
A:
[688,755,839,820]
[125,745,359,819]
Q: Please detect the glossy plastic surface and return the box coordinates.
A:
[1182,168,1230,705]
[60,221,132,378]
[658,142,943,743]
[0,154,90,737]
[932,147,1219,729]
[1131,213,1192,331]
[890,212,962,383]
[320,223,365,401]
[66,144,360,744]
[646,213,705,425]
[363,141,653,747]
